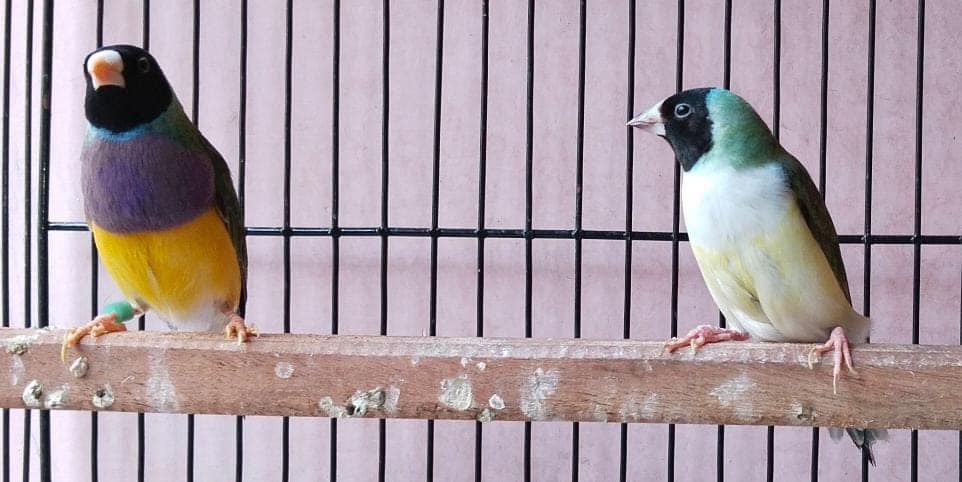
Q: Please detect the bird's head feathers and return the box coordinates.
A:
[629,87,778,172]
[84,45,174,133]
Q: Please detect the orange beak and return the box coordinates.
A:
[86,50,125,90]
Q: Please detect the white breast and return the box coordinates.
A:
[681,160,791,250]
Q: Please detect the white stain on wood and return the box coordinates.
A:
[439,375,473,411]
[710,373,758,421]
[488,394,505,410]
[520,368,559,420]
[146,353,180,412]
[274,361,294,379]
[9,356,23,386]
[383,386,401,414]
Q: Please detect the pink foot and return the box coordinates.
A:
[664,324,750,353]
[807,326,857,395]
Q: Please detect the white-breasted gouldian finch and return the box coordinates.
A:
[629,87,885,463]
[62,45,256,359]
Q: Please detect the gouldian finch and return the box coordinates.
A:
[62,45,256,359]
[629,87,885,463]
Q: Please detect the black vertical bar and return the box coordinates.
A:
[90,4,104,481]
[523,1,534,480]
[722,0,731,90]
[235,1,248,481]
[379,1,390,481]
[861,0,876,479]
[910,2,924,481]
[619,2,634,481]
[812,0,830,480]
[474,2,489,481]
[571,1,586,481]
[767,2,780,481]
[0,0,10,479]
[36,0,53,479]
[426,2,444,480]
[329,0,340,480]
[668,2,683,481]
[20,0,33,479]
[139,3,149,480]
[36,0,53,480]
[717,3,731,481]
[281,1,293,481]
[186,1,200,480]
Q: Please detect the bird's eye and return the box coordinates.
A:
[674,103,692,118]
[137,57,151,74]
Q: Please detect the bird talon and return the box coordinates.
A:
[807,346,819,370]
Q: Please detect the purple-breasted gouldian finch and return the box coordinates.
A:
[62,45,256,360]
[629,87,885,463]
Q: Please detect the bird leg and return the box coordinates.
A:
[61,309,138,362]
[223,307,258,345]
[664,324,750,354]
[807,326,857,395]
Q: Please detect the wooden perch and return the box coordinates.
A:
[0,327,960,430]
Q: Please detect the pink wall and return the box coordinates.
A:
[1,0,961,481]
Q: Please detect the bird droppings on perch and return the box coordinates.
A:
[347,387,387,417]
[44,384,68,409]
[520,368,559,420]
[317,386,397,418]
[792,401,816,423]
[318,396,348,418]
[476,361,487,371]
[22,380,42,408]
[439,375,473,411]
[5,334,37,356]
[4,329,962,429]
[92,384,114,409]
[477,408,494,423]
[69,357,89,378]
[274,361,294,379]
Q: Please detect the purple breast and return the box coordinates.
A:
[82,132,215,233]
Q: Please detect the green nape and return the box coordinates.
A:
[143,96,203,149]
[704,88,781,169]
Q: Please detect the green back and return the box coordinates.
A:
[778,151,851,303]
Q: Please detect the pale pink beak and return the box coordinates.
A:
[627,101,665,136]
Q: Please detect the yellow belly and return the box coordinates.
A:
[690,203,860,342]
[91,208,241,328]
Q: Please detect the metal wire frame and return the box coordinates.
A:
[7,1,959,482]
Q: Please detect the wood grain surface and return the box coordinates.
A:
[0,328,959,429]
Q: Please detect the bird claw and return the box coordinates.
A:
[60,313,127,363]
[664,325,749,354]
[807,326,858,395]
[224,315,258,345]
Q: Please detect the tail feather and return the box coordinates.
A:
[829,427,888,466]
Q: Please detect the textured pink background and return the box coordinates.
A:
[1,1,961,481]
